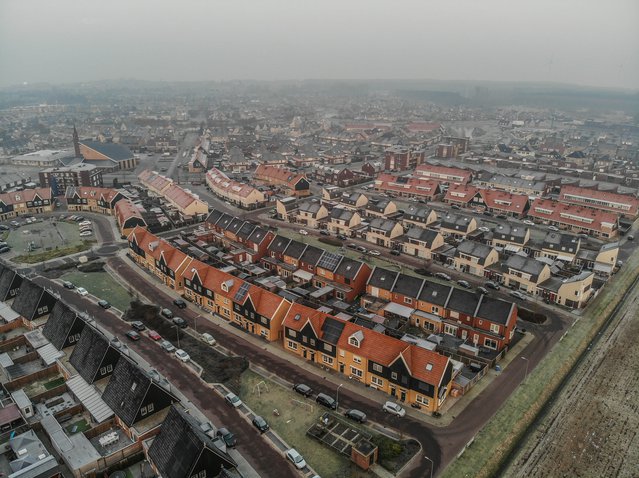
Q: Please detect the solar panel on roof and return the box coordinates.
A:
[317,251,341,271]
[234,282,250,303]
[321,318,345,344]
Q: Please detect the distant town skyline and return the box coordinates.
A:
[1,0,638,90]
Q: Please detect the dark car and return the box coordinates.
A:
[485,281,501,290]
[345,409,367,423]
[0,225,9,231]
[316,393,337,410]
[451,204,461,210]
[336,234,347,240]
[483,211,493,217]
[62,281,75,289]
[457,280,471,289]
[0,247,10,254]
[131,321,146,331]
[160,308,174,319]
[216,427,237,447]
[346,243,357,249]
[125,330,141,341]
[390,249,401,256]
[476,286,489,295]
[173,298,187,309]
[97,300,111,309]
[496,214,508,220]
[252,415,269,433]
[293,383,313,397]
[172,317,188,328]
[415,268,433,277]
[320,230,330,236]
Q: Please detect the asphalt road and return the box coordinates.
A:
[34,275,298,478]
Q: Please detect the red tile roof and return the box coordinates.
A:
[480,189,529,215]
[374,174,441,198]
[402,345,450,387]
[206,167,264,200]
[415,164,472,184]
[444,184,480,204]
[529,198,618,234]
[67,186,123,204]
[115,199,144,225]
[0,187,52,206]
[254,164,307,189]
[559,185,639,217]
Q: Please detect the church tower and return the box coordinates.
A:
[73,125,81,158]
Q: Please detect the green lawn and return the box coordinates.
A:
[240,369,353,478]
[66,418,90,435]
[44,377,65,390]
[442,245,639,478]
[61,271,135,312]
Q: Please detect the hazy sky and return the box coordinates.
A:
[1,0,638,89]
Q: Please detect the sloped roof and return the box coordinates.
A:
[81,141,133,161]
[69,325,121,384]
[42,302,81,349]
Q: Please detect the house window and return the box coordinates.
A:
[141,406,148,416]
[261,330,269,338]
[336,291,345,300]
[348,336,360,347]
[372,363,383,373]
[289,330,297,338]
[432,306,439,315]
[484,338,497,350]
[322,355,334,365]
[107,364,113,372]
[323,343,333,353]
[340,350,345,357]
[310,338,316,346]
[371,376,383,387]
[450,311,459,319]
[404,297,412,305]
[147,403,154,413]
[350,366,363,378]
[490,324,500,334]
[444,324,458,336]
[131,382,137,392]
[391,372,398,380]
[353,355,362,364]
[416,395,430,406]
[287,340,298,350]
[100,367,107,375]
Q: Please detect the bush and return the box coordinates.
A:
[318,237,343,247]
[518,307,547,324]
[372,435,403,460]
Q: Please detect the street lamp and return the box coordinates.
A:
[336,383,343,409]
[521,356,529,384]
[193,315,199,334]
[424,455,434,478]
[173,325,180,349]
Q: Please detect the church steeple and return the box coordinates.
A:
[73,125,81,158]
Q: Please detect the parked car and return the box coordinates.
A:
[147,330,162,341]
[368,249,381,256]
[201,333,216,345]
[315,393,337,410]
[627,235,634,241]
[173,298,187,309]
[130,321,146,331]
[97,300,111,309]
[356,245,367,253]
[434,272,451,281]
[548,225,559,231]
[523,220,535,226]
[415,268,433,277]
[160,308,174,319]
[172,317,188,328]
[292,383,313,397]
[125,330,141,341]
[0,225,9,231]
[485,281,501,290]
[509,290,527,301]
[160,340,176,353]
[175,349,190,362]
[344,409,367,423]
[80,231,93,237]
[299,229,309,236]
[62,281,75,289]
[252,415,269,433]
[336,234,347,240]
[451,204,461,210]
[78,221,92,227]
[320,230,330,236]
[496,214,508,220]
[346,243,358,249]
[478,226,490,233]
[483,211,493,217]
[76,287,88,296]
[382,401,406,417]
[285,449,307,470]
[476,286,489,295]
[216,427,237,447]
[0,247,10,254]
[225,392,243,408]
[457,280,471,289]
[390,249,401,256]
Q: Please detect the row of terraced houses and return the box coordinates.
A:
[126,219,519,413]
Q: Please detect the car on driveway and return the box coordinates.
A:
[125,330,141,341]
[285,449,307,470]
[131,321,146,331]
[173,298,187,309]
[225,392,242,408]
[216,427,237,447]
[97,300,111,309]
[292,383,313,397]
[175,349,190,362]
[382,401,406,417]
[147,330,162,341]
[390,249,401,256]
[62,281,75,289]
[509,290,527,301]
[457,280,471,289]
[76,287,88,296]
[345,409,367,423]
[252,415,269,433]
[485,281,501,290]
[160,340,176,353]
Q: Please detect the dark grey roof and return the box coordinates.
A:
[340,192,365,206]
[205,208,224,226]
[102,356,178,427]
[368,218,399,235]
[391,273,424,299]
[367,267,398,289]
[367,198,393,213]
[505,255,547,281]
[226,218,244,235]
[42,302,81,349]
[446,288,480,316]
[299,245,324,266]
[492,224,528,244]
[475,296,514,325]
[316,251,343,272]
[247,226,269,245]
[268,235,291,254]
[334,257,363,280]
[148,405,236,478]
[298,201,323,215]
[283,240,307,260]
[543,232,580,253]
[403,205,434,223]
[440,213,474,231]
[418,281,453,306]
[0,266,18,301]
[69,324,120,384]
[330,207,355,221]
[455,241,494,264]
[236,221,257,240]
[216,213,234,230]
[405,227,440,247]
[81,141,133,161]
[12,280,57,321]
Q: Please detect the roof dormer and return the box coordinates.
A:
[348,330,364,348]
[221,279,234,293]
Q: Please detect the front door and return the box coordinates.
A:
[303,349,307,359]
[390,386,397,398]
[400,390,406,402]
[310,352,315,362]
[339,363,345,373]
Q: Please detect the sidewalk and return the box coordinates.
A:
[108,248,527,428]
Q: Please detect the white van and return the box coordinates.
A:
[201,333,216,345]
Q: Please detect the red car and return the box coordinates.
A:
[125,330,141,341]
[147,330,162,341]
